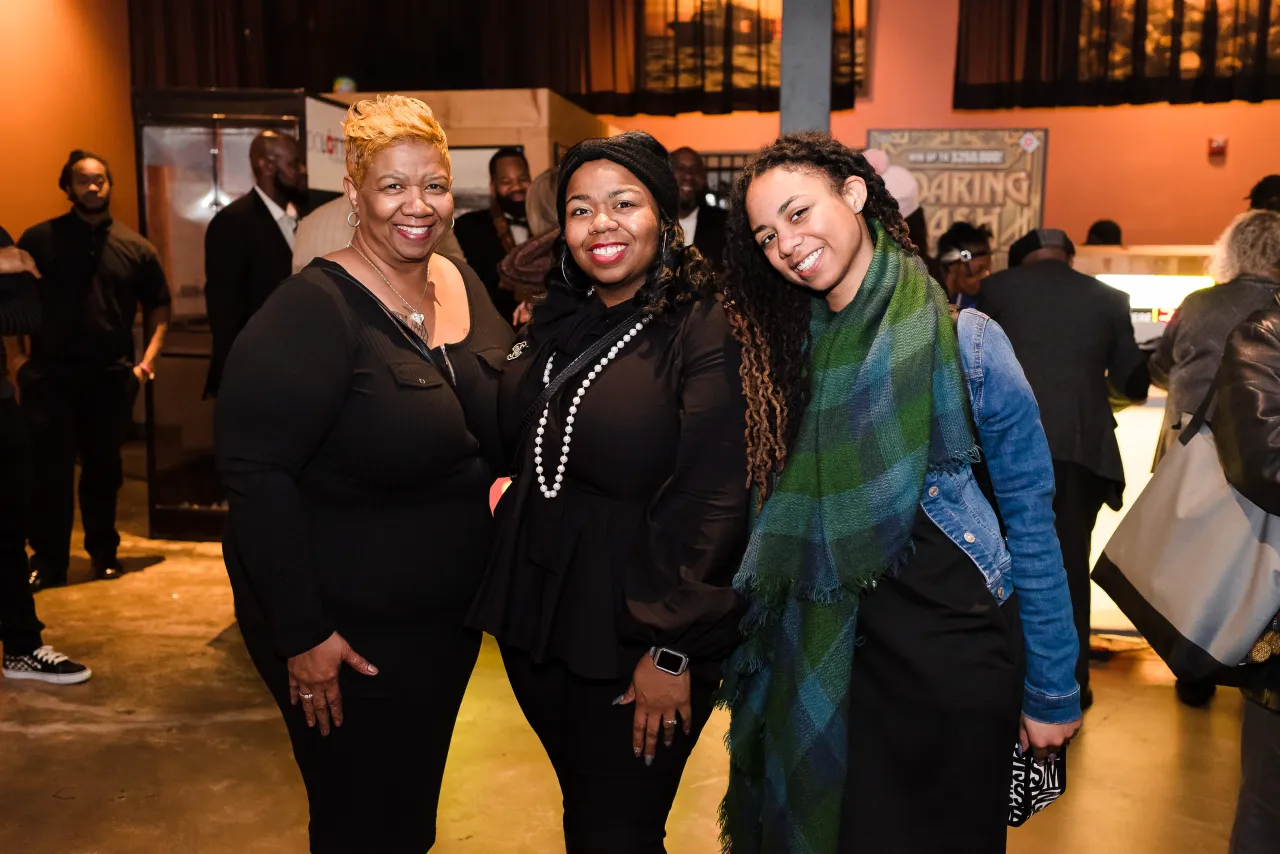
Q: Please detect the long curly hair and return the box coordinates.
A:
[722,132,917,505]
[555,218,719,315]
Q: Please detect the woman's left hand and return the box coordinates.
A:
[1020,714,1081,762]
[616,654,692,766]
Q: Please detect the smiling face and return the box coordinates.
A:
[671,148,707,215]
[563,159,661,292]
[492,155,531,219]
[345,140,455,265]
[745,166,871,304]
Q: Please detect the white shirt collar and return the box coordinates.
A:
[253,185,297,221]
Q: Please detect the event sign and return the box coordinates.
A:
[305,96,351,193]
[866,129,1047,259]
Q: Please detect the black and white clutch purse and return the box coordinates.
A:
[1007,742,1066,827]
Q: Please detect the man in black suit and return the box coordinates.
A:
[671,147,727,269]
[978,228,1149,708]
[453,148,531,325]
[203,130,308,397]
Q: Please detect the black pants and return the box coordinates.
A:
[0,397,43,655]
[500,645,716,854]
[1051,461,1110,693]
[1231,700,1280,853]
[245,626,481,854]
[19,364,137,580]
[840,512,1023,853]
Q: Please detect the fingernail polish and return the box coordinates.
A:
[645,755,653,767]
[634,747,641,758]
[612,695,625,705]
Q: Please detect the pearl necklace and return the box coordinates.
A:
[534,316,652,499]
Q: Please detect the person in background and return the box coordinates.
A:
[937,221,993,309]
[216,96,511,853]
[293,193,466,275]
[18,151,171,588]
[499,167,559,326]
[0,229,91,683]
[454,147,532,324]
[671,147,728,268]
[1148,209,1280,709]
[203,130,309,398]
[979,227,1148,710]
[1215,302,1280,854]
[1085,219,1124,246]
[1249,175,1280,213]
[469,131,747,852]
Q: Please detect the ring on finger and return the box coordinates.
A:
[300,693,315,700]
[664,718,677,726]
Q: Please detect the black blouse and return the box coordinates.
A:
[215,258,512,695]
[468,285,749,680]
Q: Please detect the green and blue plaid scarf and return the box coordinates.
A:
[718,223,978,853]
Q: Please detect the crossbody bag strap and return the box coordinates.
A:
[1179,372,1220,448]
[511,309,645,475]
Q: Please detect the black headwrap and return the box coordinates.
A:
[555,131,680,228]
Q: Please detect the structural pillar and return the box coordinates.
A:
[780,0,833,133]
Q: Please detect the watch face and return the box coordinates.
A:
[654,649,685,673]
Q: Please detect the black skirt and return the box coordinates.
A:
[839,507,1024,853]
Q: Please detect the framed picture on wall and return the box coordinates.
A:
[450,146,508,215]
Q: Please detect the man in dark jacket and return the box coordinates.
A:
[671,147,727,269]
[1215,306,1280,853]
[203,130,308,397]
[20,152,171,587]
[454,148,531,325]
[978,227,1149,707]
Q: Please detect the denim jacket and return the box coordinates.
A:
[920,309,1082,724]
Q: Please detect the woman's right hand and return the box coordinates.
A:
[287,632,379,736]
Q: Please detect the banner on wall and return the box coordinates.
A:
[305,96,351,193]
[866,129,1047,260]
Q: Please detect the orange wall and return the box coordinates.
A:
[0,0,137,240]
[607,0,1280,247]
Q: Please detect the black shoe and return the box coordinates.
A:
[2,646,93,685]
[1081,686,1094,712]
[28,558,68,591]
[92,558,124,581]
[1175,679,1216,707]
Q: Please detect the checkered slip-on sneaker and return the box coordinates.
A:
[2,646,92,685]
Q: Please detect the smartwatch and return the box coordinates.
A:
[650,646,690,676]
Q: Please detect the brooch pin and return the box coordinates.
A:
[507,341,529,361]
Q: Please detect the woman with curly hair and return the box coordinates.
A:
[469,131,748,851]
[717,133,1081,853]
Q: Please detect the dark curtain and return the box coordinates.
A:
[954,0,1280,108]
[563,1,860,116]
[129,0,859,117]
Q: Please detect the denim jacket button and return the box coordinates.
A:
[963,531,976,543]
[928,486,940,497]
[997,586,1005,598]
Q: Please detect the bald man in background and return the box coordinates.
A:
[203,130,309,397]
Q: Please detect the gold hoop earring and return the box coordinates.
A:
[347,210,360,228]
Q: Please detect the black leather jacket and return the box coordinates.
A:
[1215,302,1280,516]
[1215,301,1280,708]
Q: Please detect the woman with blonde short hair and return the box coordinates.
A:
[215,96,512,852]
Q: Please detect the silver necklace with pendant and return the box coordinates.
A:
[349,241,430,329]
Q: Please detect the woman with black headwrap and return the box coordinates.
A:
[469,131,749,851]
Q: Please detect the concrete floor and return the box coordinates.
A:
[0,474,1248,853]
